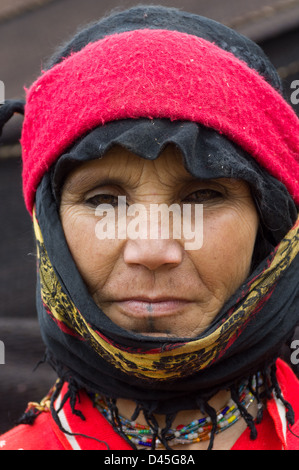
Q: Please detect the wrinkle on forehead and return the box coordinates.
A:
[62,144,195,196]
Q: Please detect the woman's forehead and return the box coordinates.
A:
[61,145,253,202]
[63,144,194,191]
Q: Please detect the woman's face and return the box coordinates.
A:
[60,145,259,338]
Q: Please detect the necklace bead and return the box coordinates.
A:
[95,383,256,449]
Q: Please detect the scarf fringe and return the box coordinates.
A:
[16,357,298,450]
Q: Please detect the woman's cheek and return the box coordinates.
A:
[196,207,258,296]
[62,212,123,293]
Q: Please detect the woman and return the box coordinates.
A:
[0,6,299,450]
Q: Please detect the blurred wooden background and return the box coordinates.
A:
[1,0,299,434]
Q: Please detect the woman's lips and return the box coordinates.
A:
[115,298,191,318]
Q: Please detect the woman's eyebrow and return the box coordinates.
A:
[64,173,129,194]
[63,169,238,195]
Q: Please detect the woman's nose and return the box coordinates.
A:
[123,238,184,271]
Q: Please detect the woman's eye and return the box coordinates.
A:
[85,194,119,207]
[183,189,222,203]
[84,189,222,207]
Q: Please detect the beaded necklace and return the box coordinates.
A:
[95,385,255,449]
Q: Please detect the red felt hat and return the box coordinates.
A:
[21,29,299,214]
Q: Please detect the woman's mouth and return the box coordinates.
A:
[114,298,191,318]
